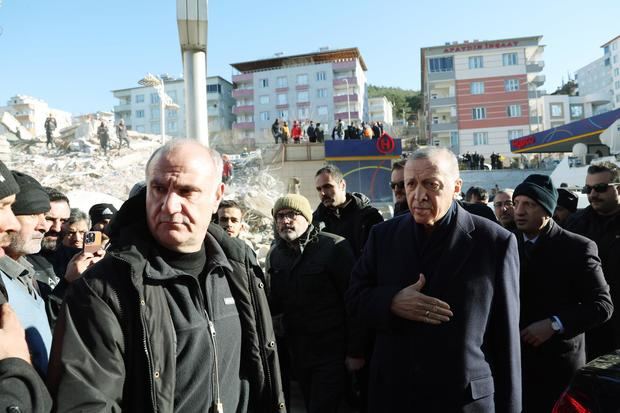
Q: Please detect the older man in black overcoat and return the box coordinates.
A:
[346,147,521,412]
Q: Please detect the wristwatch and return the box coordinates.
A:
[550,317,562,333]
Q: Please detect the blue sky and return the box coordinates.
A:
[0,0,618,114]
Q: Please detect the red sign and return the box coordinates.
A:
[443,40,519,54]
[512,135,536,149]
[376,133,395,154]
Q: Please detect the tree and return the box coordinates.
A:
[367,85,421,122]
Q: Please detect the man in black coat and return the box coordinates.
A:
[268,194,361,413]
[346,147,522,412]
[513,174,613,412]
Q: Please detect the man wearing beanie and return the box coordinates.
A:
[553,188,579,227]
[0,167,52,412]
[513,173,613,412]
[268,194,360,413]
[88,202,117,248]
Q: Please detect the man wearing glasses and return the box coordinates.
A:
[493,189,516,231]
[566,162,620,360]
[390,160,408,216]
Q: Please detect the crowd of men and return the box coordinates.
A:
[270,119,385,144]
[1,139,620,413]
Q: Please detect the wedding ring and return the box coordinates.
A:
[425,310,430,317]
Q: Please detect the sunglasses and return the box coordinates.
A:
[581,183,620,194]
[390,181,405,190]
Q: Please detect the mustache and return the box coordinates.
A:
[158,214,190,225]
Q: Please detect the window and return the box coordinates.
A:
[277,77,288,88]
[470,82,485,95]
[472,107,486,120]
[207,84,222,94]
[450,131,459,148]
[615,80,620,90]
[613,43,618,51]
[502,53,518,66]
[136,110,145,118]
[550,103,563,117]
[429,57,454,72]
[615,55,618,64]
[316,71,326,81]
[605,58,611,66]
[297,91,309,102]
[505,79,520,91]
[604,45,610,54]
[136,94,144,103]
[151,107,160,118]
[296,74,308,85]
[278,110,289,119]
[507,104,522,117]
[167,120,177,132]
[570,104,584,119]
[277,94,287,105]
[167,90,177,103]
[317,105,328,116]
[473,132,488,145]
[614,68,619,76]
[166,109,177,118]
[468,56,484,69]
[260,78,269,88]
[150,93,160,104]
[508,130,523,140]
[317,88,328,98]
[297,107,309,119]
[259,111,270,121]
[259,95,270,104]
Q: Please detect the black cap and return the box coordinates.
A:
[10,171,50,215]
[557,188,578,213]
[513,174,558,216]
[0,161,20,200]
[89,203,118,224]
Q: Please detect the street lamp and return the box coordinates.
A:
[138,73,180,144]
[343,78,352,126]
[177,0,209,146]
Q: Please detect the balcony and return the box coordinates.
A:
[430,122,457,132]
[428,71,455,81]
[232,105,254,114]
[233,122,255,130]
[429,96,456,107]
[232,88,254,98]
[584,92,611,105]
[528,89,547,99]
[526,61,545,73]
[114,103,132,112]
[232,73,253,83]
[333,94,358,104]
[295,84,309,91]
[332,60,356,71]
[333,77,357,87]
[529,75,546,86]
[275,87,289,93]
[275,104,289,109]
[334,111,360,120]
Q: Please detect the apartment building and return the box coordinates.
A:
[230,47,368,143]
[0,95,72,138]
[421,36,545,156]
[537,94,612,130]
[112,75,234,138]
[575,35,620,112]
[368,96,394,125]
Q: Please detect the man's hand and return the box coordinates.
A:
[65,249,106,283]
[345,356,366,372]
[0,304,31,363]
[390,274,453,324]
[520,319,555,347]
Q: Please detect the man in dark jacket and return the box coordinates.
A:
[268,194,361,413]
[493,189,516,230]
[390,160,408,216]
[513,174,613,412]
[346,147,521,412]
[48,140,285,412]
[0,160,52,413]
[313,165,383,258]
[566,161,620,360]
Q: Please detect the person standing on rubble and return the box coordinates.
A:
[44,113,57,149]
[115,119,130,149]
[97,121,110,156]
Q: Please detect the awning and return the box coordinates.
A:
[510,108,620,153]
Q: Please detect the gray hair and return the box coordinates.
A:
[66,208,90,228]
[408,147,460,180]
[145,139,223,184]
[496,188,514,198]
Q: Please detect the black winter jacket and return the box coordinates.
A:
[48,191,286,412]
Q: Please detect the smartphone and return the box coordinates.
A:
[83,231,103,254]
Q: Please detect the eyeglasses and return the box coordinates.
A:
[581,183,620,194]
[390,181,405,190]
[275,211,303,221]
[493,200,514,208]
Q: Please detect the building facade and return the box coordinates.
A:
[537,94,613,130]
[368,96,394,125]
[603,35,620,109]
[230,48,368,144]
[111,75,234,139]
[0,95,72,138]
[575,57,613,114]
[421,36,545,156]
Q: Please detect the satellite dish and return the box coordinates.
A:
[572,143,587,157]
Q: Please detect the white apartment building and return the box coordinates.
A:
[0,95,72,138]
[604,35,620,108]
[368,96,394,125]
[230,48,368,143]
[537,94,612,130]
[421,36,545,157]
[112,75,234,139]
[575,57,613,114]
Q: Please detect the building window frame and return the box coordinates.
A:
[504,79,520,92]
[473,132,488,145]
[468,56,484,69]
[470,81,485,95]
[506,104,522,118]
[472,107,486,120]
[502,52,518,66]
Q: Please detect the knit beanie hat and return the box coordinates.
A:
[0,161,20,200]
[513,174,558,216]
[273,194,313,223]
[10,171,51,215]
[89,203,118,224]
[557,188,578,213]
